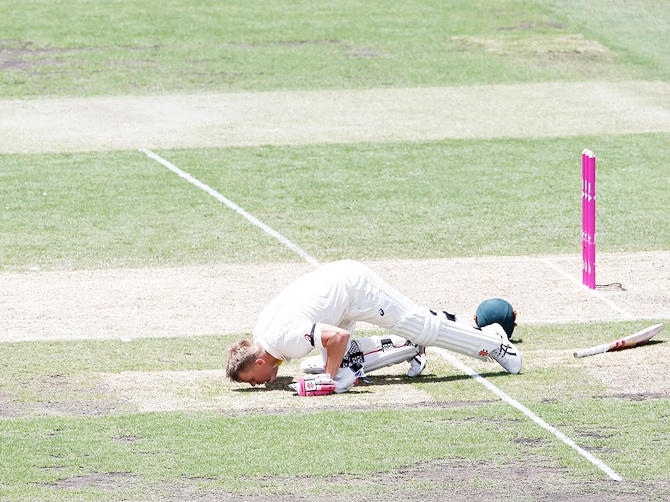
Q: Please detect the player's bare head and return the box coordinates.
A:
[226,339,264,382]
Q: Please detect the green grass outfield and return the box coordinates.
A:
[1,0,669,97]
[3,134,668,270]
[0,0,657,97]
[1,0,670,500]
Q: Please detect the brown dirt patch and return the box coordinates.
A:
[450,33,611,55]
[43,460,670,501]
[45,472,137,491]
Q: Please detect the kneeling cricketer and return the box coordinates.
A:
[226,260,520,396]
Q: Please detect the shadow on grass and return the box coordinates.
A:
[231,370,515,393]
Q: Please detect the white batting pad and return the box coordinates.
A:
[392,307,503,361]
[300,335,419,374]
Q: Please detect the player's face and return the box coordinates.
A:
[238,359,279,387]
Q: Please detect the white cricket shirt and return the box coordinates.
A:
[252,262,353,362]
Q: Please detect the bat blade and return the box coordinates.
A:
[573,323,664,358]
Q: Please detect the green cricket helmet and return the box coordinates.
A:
[475,298,517,339]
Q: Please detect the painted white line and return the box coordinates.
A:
[433,348,623,482]
[140,149,321,269]
[540,258,634,319]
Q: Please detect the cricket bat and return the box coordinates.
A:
[573,323,664,358]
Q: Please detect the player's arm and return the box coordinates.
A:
[289,323,355,397]
[317,324,351,378]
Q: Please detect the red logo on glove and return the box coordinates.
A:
[296,376,336,397]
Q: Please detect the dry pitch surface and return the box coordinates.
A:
[2,81,670,153]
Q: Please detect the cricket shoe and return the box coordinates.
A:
[406,345,427,377]
[483,323,522,374]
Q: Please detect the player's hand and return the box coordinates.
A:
[289,374,336,396]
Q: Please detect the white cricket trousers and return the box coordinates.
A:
[336,260,504,361]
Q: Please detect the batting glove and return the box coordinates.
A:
[289,374,336,396]
[333,363,365,394]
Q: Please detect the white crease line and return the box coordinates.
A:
[540,258,634,319]
[433,348,623,482]
[140,149,321,269]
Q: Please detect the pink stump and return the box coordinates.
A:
[581,149,596,289]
